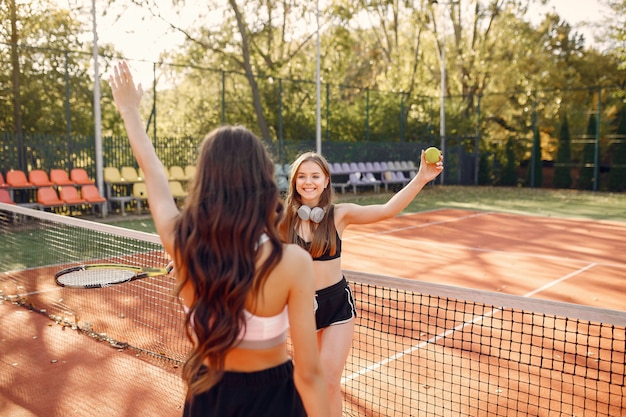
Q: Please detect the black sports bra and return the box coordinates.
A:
[295,231,342,261]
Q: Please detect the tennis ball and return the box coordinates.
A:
[424,147,441,164]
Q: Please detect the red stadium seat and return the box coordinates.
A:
[0,172,9,188]
[29,170,54,187]
[81,185,107,216]
[59,186,85,205]
[70,168,95,185]
[81,185,107,204]
[37,187,64,209]
[0,189,16,205]
[6,170,34,189]
[50,169,75,186]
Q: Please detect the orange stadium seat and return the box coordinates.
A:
[37,187,64,210]
[50,169,75,186]
[59,186,85,206]
[70,168,95,185]
[0,172,9,188]
[81,185,107,204]
[29,170,54,187]
[59,185,86,215]
[0,189,16,205]
[6,170,34,189]
[81,185,107,216]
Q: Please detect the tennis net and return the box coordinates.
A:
[1,202,624,416]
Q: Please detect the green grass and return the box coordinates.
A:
[335,185,626,222]
[107,186,626,232]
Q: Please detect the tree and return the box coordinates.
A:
[135,0,320,142]
[0,0,102,171]
[602,0,626,72]
[0,1,96,134]
[553,115,572,188]
[608,105,626,191]
[578,113,597,190]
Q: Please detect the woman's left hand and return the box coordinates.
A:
[417,149,444,182]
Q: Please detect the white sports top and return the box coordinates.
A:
[183,233,290,350]
[183,305,289,350]
[238,306,289,349]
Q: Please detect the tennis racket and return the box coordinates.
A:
[55,263,173,289]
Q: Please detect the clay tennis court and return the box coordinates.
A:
[342,208,626,311]
[1,208,625,416]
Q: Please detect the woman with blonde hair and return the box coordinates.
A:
[110,61,329,416]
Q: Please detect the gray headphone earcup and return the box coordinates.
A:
[309,207,326,223]
[297,205,311,221]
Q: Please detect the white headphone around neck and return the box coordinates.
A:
[297,205,326,223]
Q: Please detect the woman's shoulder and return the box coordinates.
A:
[275,243,313,275]
[265,243,313,292]
[329,202,358,224]
[332,202,358,212]
[281,242,313,262]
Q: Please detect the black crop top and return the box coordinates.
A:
[295,231,342,261]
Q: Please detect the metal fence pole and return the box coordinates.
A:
[221,70,226,124]
[64,50,73,170]
[594,86,601,191]
[530,97,538,188]
[92,0,106,216]
[152,63,157,141]
[475,94,481,185]
[278,78,284,163]
[365,88,370,144]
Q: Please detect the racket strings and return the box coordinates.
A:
[57,269,136,287]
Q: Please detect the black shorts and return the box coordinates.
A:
[182,361,306,417]
[314,276,357,330]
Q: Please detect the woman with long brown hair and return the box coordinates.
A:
[110,61,329,416]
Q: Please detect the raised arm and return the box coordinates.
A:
[337,150,443,226]
[109,62,178,253]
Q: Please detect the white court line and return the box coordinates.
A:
[341,262,598,384]
[16,287,63,297]
[522,263,597,297]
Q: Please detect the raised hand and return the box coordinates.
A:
[109,61,143,115]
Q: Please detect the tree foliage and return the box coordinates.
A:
[602,0,626,72]
[0,0,97,135]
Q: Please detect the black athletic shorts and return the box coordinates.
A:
[182,360,306,417]
[314,276,357,330]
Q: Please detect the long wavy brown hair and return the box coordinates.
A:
[174,125,284,398]
[278,151,338,258]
